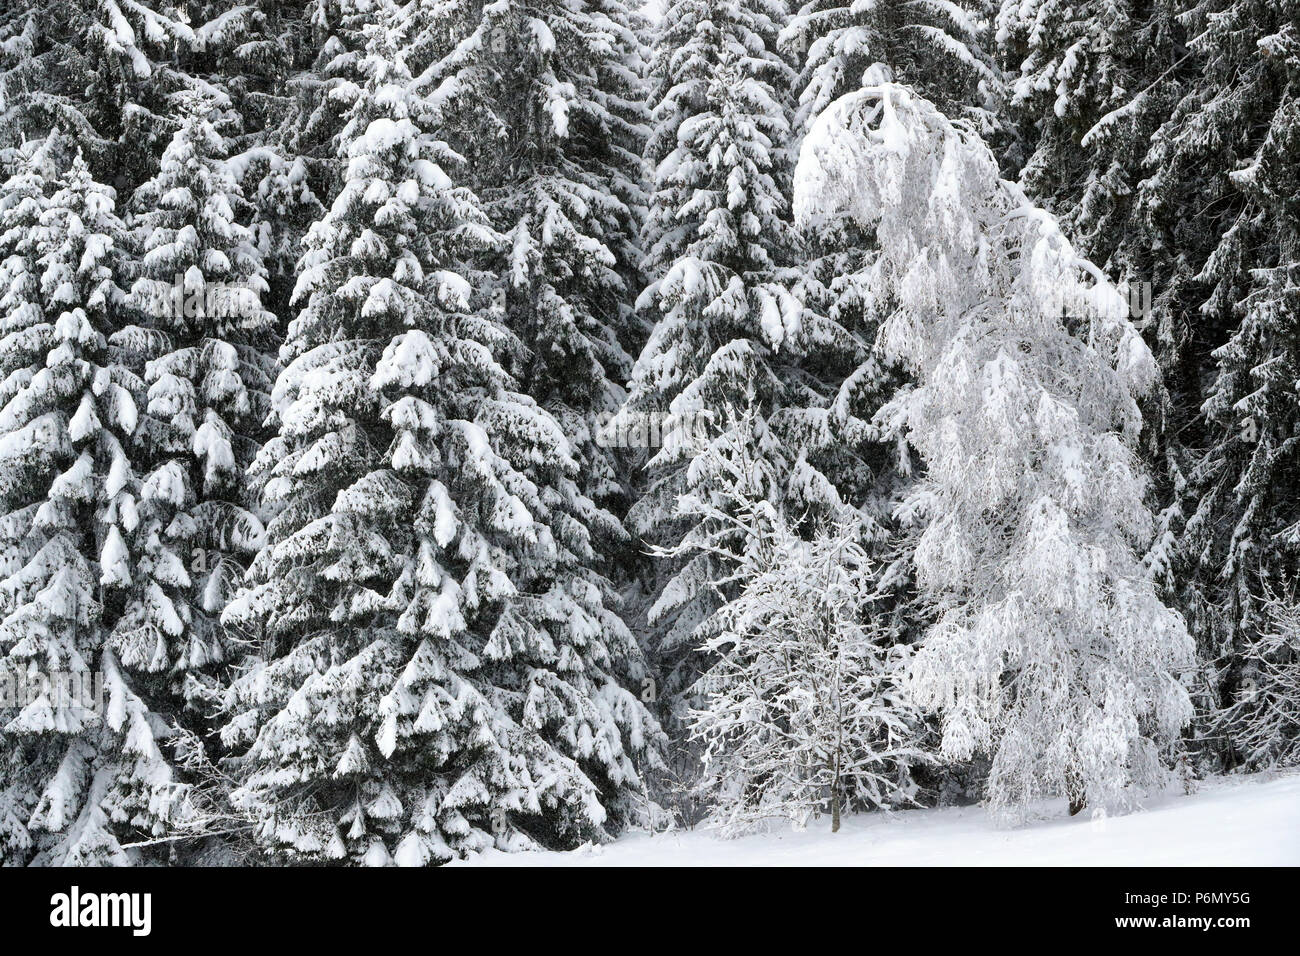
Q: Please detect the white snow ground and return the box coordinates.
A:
[457,772,1300,866]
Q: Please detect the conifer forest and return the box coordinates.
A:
[0,0,1296,867]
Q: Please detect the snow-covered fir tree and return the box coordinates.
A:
[0,0,1293,866]
[783,0,998,133]
[0,137,56,862]
[399,0,650,528]
[794,79,1196,817]
[0,148,194,864]
[621,0,847,721]
[219,14,664,864]
[290,0,377,197]
[239,150,325,332]
[997,0,1143,207]
[1167,0,1300,739]
[182,0,307,133]
[113,91,275,723]
[0,0,200,189]
[996,0,1194,261]
[181,1,326,331]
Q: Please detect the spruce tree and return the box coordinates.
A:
[401,0,650,524]
[114,91,275,720]
[1216,584,1300,770]
[621,0,815,720]
[1170,0,1300,735]
[0,149,192,864]
[0,137,55,862]
[179,0,324,330]
[784,0,998,132]
[0,1,198,189]
[220,13,664,864]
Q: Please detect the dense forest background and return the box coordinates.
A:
[0,0,1295,865]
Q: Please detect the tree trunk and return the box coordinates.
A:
[831,756,841,833]
[1066,768,1085,816]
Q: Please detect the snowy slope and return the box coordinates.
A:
[457,772,1300,866]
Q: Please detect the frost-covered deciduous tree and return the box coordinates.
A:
[779,0,999,429]
[779,2,1004,686]
[994,0,1300,765]
[0,149,193,864]
[794,80,1196,818]
[994,0,1194,677]
[219,15,664,865]
[679,419,924,836]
